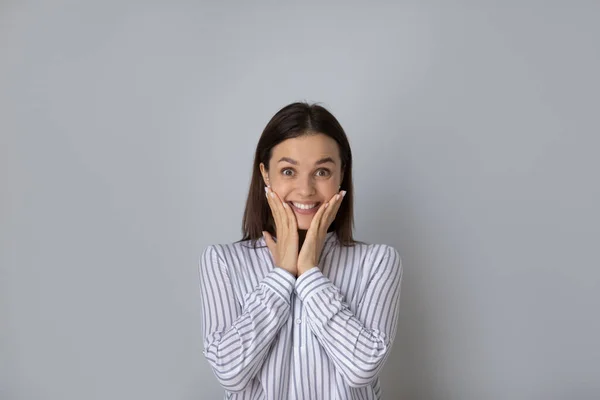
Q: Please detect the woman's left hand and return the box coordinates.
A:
[297,190,346,276]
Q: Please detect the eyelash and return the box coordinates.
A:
[281,168,331,178]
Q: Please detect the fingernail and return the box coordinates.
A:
[283,202,288,208]
[341,190,347,197]
[270,192,275,198]
[264,187,268,193]
[325,202,329,208]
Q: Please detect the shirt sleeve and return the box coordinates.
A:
[199,244,295,392]
[295,244,403,388]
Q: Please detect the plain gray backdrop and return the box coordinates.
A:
[1,1,599,399]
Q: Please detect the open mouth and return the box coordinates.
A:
[288,202,321,214]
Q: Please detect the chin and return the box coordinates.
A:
[296,215,314,230]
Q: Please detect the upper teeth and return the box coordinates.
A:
[292,202,317,210]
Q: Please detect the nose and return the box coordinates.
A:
[296,174,316,197]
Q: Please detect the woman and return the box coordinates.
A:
[199,102,403,399]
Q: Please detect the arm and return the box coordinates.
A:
[198,244,295,392]
[295,244,403,388]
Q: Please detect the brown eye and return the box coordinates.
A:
[316,169,330,177]
[281,168,294,177]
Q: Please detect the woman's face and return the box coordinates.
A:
[260,133,344,230]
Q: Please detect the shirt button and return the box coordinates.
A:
[296,318,302,324]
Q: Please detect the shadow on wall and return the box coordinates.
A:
[363,175,438,400]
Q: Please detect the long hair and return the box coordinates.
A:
[240,101,357,247]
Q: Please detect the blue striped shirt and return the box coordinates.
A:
[198,231,403,399]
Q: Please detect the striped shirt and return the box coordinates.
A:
[198,231,403,399]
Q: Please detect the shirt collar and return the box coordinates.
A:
[262,230,337,244]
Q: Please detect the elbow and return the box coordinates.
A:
[215,376,254,393]
[203,349,254,393]
[344,371,380,389]
[341,349,391,388]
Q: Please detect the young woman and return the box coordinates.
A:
[199,102,403,399]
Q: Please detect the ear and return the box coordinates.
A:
[259,163,270,186]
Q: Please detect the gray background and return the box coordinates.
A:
[1,1,599,399]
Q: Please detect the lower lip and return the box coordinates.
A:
[290,203,320,215]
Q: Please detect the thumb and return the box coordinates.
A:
[263,231,276,252]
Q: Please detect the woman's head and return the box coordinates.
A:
[241,101,355,246]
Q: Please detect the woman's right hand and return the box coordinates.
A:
[263,187,299,277]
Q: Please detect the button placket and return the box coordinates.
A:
[293,294,305,348]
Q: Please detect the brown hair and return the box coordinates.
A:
[239,101,358,247]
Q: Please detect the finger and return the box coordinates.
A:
[269,189,290,230]
[282,197,297,232]
[322,191,345,233]
[265,187,283,229]
[318,192,339,229]
[308,201,329,235]
[263,231,278,264]
[263,230,276,252]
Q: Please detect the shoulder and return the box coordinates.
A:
[335,238,401,265]
[367,243,401,262]
[348,239,401,262]
[360,242,403,279]
[200,238,266,267]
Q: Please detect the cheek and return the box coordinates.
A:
[319,183,339,199]
[270,184,292,197]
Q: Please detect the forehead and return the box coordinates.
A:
[270,134,340,163]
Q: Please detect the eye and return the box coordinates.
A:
[315,169,331,177]
[281,168,294,177]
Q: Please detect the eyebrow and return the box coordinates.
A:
[277,156,336,166]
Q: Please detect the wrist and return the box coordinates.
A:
[297,264,317,275]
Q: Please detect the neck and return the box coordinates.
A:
[297,228,334,250]
[298,229,308,250]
